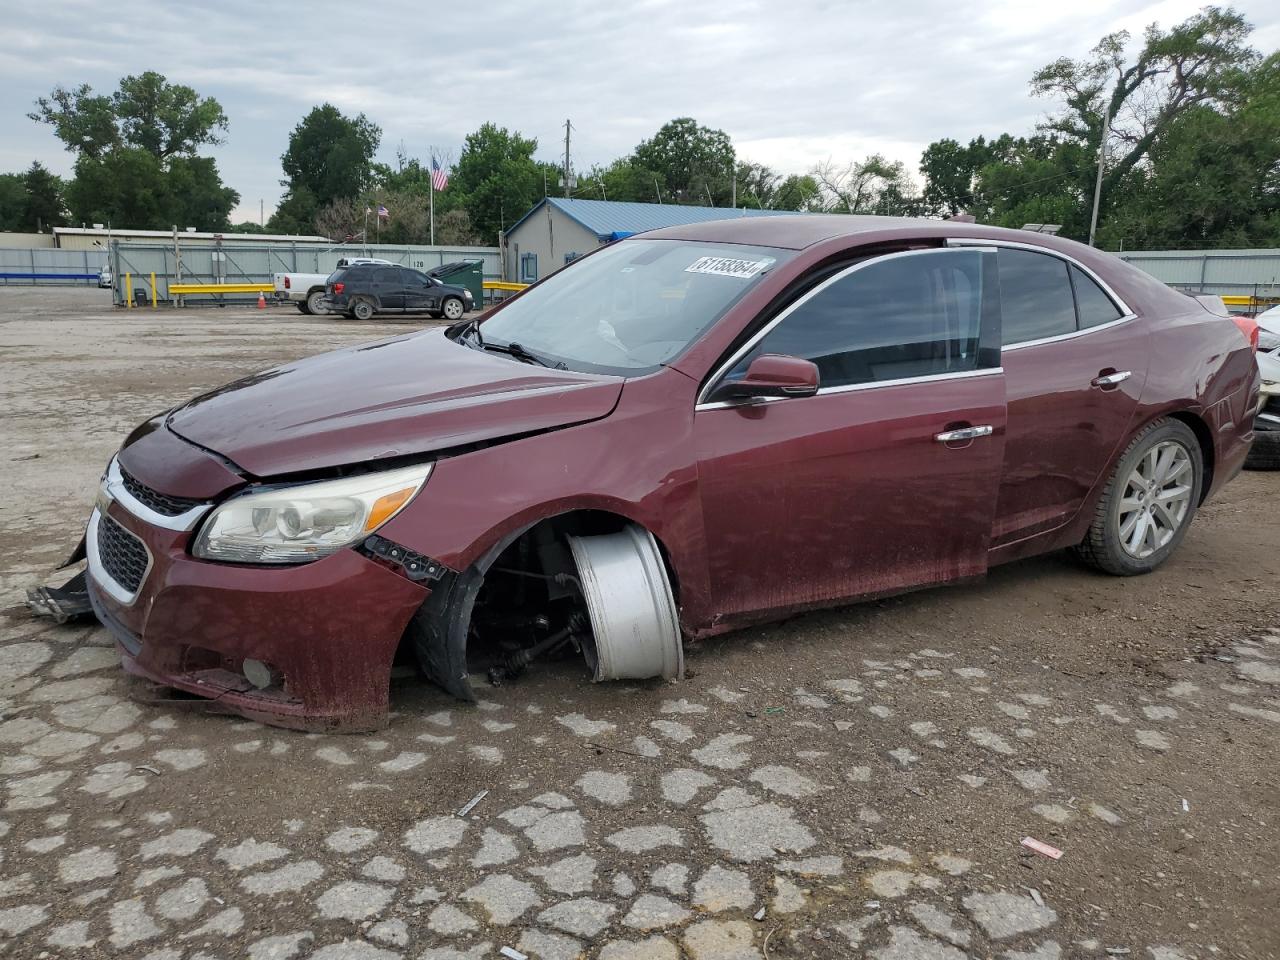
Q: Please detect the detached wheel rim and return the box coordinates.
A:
[307,291,327,314]
[443,297,464,320]
[354,301,373,320]
[1118,439,1193,558]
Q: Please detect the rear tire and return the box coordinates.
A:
[352,299,375,321]
[1244,430,1280,470]
[1074,418,1203,576]
[296,302,310,314]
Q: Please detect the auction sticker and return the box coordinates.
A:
[685,256,773,279]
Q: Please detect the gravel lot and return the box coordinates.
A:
[1,287,1278,960]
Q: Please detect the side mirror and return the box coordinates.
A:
[707,354,820,404]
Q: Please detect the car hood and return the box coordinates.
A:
[166,329,623,477]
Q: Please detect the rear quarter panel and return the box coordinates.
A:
[1136,303,1257,499]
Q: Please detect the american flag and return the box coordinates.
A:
[431,157,449,192]
[376,204,389,221]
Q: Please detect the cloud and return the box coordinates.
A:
[1,0,1275,223]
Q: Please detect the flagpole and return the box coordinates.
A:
[430,158,436,246]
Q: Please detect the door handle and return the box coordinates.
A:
[1091,370,1132,388]
[935,425,994,443]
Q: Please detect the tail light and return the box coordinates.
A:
[1231,315,1259,352]
[283,276,291,289]
[334,282,345,295]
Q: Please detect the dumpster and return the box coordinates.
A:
[428,260,484,306]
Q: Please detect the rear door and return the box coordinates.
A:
[694,247,1006,624]
[975,245,1148,546]
[372,267,404,311]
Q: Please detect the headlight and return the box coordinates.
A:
[192,463,432,564]
[1258,330,1280,352]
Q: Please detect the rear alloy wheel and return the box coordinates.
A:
[1075,418,1202,575]
[306,290,328,316]
[441,296,465,321]
[352,299,375,321]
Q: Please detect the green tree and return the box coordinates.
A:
[574,158,665,204]
[451,123,549,238]
[773,174,822,212]
[166,156,238,231]
[27,84,118,159]
[273,104,381,233]
[64,149,238,231]
[65,148,168,228]
[31,73,228,161]
[0,174,26,231]
[1098,52,1280,248]
[811,155,921,214]
[1033,6,1256,198]
[21,161,67,231]
[112,71,228,159]
[633,118,735,204]
[31,72,237,230]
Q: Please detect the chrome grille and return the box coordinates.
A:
[119,467,205,517]
[97,514,149,594]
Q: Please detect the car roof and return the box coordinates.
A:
[642,214,1193,318]
[643,214,1100,251]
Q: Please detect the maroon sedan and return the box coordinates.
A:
[83,217,1261,731]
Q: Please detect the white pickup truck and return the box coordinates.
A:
[273,258,391,315]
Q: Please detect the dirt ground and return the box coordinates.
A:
[1,286,1278,960]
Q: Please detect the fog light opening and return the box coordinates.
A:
[242,658,280,690]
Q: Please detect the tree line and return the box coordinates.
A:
[3,6,1276,249]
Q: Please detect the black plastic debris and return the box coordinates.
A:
[26,570,94,624]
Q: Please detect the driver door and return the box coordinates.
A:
[694,248,1007,625]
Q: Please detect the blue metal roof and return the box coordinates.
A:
[505,197,798,240]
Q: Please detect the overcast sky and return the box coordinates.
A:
[2,0,1277,224]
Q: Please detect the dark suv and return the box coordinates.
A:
[325,263,474,321]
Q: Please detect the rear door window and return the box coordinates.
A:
[997,248,1076,345]
[372,268,398,285]
[1070,265,1124,328]
[727,248,997,389]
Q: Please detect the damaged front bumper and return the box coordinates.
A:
[86,488,431,732]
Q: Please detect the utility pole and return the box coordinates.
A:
[654,177,662,204]
[730,161,736,209]
[1088,101,1111,248]
[563,119,572,199]
[259,199,264,228]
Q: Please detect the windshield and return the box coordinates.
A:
[470,239,792,374]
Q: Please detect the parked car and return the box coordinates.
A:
[80,216,1260,731]
[1246,305,1280,469]
[98,265,112,289]
[272,257,393,315]
[324,262,473,321]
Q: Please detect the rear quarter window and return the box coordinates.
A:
[1070,265,1124,328]
[997,248,1076,345]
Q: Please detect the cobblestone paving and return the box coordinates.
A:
[3,618,1278,959]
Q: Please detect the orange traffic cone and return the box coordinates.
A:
[257,291,267,310]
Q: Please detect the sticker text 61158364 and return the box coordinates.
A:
[685,256,774,280]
